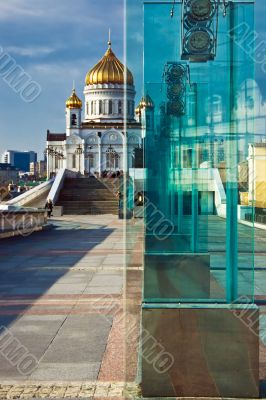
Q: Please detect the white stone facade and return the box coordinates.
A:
[46,127,142,177]
[83,83,135,122]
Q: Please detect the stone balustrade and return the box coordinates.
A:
[0,205,47,239]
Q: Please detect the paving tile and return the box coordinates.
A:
[30,362,100,381]
[0,332,54,359]
[57,314,113,338]
[9,287,49,295]
[41,337,107,363]
[45,283,88,295]
[89,275,123,287]
[84,286,122,295]
[33,270,67,278]
[96,271,123,276]
[56,273,94,284]
[0,361,30,380]
[8,317,65,336]
[15,315,66,322]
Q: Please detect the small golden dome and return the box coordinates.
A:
[66,89,82,109]
[135,105,141,115]
[138,94,154,109]
[85,41,134,86]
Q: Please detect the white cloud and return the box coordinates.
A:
[130,32,143,44]
[0,1,44,19]
[5,46,56,57]
[29,61,88,83]
[0,0,122,25]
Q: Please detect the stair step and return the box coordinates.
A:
[59,202,118,205]
[56,178,120,215]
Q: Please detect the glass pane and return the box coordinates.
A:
[126,0,255,304]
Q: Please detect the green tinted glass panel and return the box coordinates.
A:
[126,0,255,304]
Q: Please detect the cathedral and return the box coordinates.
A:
[46,38,145,177]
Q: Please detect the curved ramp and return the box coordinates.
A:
[6,179,54,208]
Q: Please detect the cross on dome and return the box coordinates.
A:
[108,28,111,47]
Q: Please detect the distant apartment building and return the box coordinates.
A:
[30,160,47,178]
[248,142,266,209]
[1,150,37,172]
[0,163,19,185]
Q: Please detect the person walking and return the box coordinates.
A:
[45,199,53,218]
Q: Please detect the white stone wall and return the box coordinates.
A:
[83,83,135,121]
[47,128,142,177]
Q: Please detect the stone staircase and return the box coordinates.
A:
[56,177,120,215]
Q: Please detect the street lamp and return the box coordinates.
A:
[75,144,84,173]
[44,146,56,176]
[84,146,93,175]
[44,147,65,177]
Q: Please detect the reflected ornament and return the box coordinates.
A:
[109,133,118,141]
[167,83,185,100]
[166,100,185,116]
[184,28,213,55]
[190,0,214,20]
[181,0,218,61]
[87,136,97,144]
[165,64,186,84]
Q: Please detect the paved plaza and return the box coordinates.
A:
[0,214,265,399]
[0,215,142,398]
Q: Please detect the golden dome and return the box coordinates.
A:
[66,88,82,109]
[135,105,141,115]
[85,41,134,86]
[138,95,154,109]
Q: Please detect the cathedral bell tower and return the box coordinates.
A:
[65,87,82,136]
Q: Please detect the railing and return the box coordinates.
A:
[0,205,47,239]
[47,168,78,205]
[212,168,226,218]
[6,179,54,207]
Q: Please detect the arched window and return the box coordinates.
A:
[187,93,196,117]
[108,100,113,115]
[106,152,119,169]
[118,100,122,114]
[88,153,94,168]
[99,100,103,114]
[183,148,192,168]
[90,102,93,115]
[206,95,222,123]
[71,114,77,126]
[201,149,209,163]
[86,103,89,115]
[72,154,76,168]
[103,100,106,114]
[115,154,119,169]
[106,153,112,169]
[218,146,225,162]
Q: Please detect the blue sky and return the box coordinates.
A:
[0,0,126,158]
[0,0,265,159]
